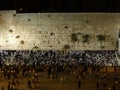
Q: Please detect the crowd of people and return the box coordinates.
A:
[0,50,117,66]
[0,50,119,90]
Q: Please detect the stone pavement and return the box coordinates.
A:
[0,72,120,90]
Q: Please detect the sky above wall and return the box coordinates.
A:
[0,0,119,12]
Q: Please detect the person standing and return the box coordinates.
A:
[8,81,11,90]
[96,81,100,90]
[1,86,4,90]
[77,79,81,89]
[27,78,31,89]
[113,85,116,90]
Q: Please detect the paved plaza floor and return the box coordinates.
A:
[0,72,120,90]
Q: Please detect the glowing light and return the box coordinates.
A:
[7,34,17,44]
[20,8,23,11]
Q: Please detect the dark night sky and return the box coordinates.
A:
[0,0,119,13]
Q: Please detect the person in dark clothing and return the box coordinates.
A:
[48,66,52,78]
[7,72,10,80]
[27,79,31,88]
[96,81,100,90]
[112,81,116,90]
[113,84,116,90]
[1,86,4,90]
[77,79,81,89]
[8,81,11,90]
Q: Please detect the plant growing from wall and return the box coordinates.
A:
[71,33,78,42]
[48,15,51,17]
[77,32,82,35]
[20,40,25,44]
[28,19,31,21]
[64,25,68,29]
[33,46,39,49]
[49,45,52,47]
[16,35,20,39]
[116,41,118,50]
[82,34,90,43]
[86,20,89,23]
[13,14,16,17]
[96,34,106,50]
[97,34,105,41]
[39,31,41,34]
[101,46,105,49]
[63,44,70,50]
[9,29,13,33]
[63,44,70,56]
[58,41,60,44]
[50,32,55,36]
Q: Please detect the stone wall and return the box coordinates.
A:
[0,10,119,50]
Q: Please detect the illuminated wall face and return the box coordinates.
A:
[0,10,119,50]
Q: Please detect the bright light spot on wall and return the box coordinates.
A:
[7,34,17,44]
[20,8,23,11]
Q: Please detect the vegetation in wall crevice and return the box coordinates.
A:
[71,33,79,42]
[96,34,106,41]
[63,44,70,49]
[20,40,25,44]
[82,34,90,43]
